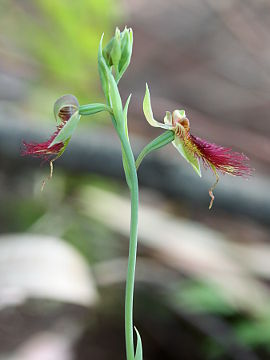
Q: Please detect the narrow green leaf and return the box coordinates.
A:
[173,137,201,177]
[143,84,171,130]
[134,328,143,360]
[49,111,81,147]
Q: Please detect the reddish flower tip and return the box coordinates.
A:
[21,129,64,162]
[190,135,252,177]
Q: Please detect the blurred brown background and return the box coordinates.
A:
[0,1,270,359]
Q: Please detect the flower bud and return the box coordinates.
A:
[110,27,121,70]
[102,27,133,82]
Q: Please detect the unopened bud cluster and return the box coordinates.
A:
[102,27,133,82]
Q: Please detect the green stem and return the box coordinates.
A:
[119,132,139,360]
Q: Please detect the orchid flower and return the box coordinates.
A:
[22,94,80,161]
[22,94,81,188]
[142,84,251,208]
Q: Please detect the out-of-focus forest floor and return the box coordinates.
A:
[1,0,270,359]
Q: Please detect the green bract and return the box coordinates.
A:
[134,328,143,360]
[142,84,201,177]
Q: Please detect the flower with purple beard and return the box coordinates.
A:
[22,95,79,188]
[189,134,251,177]
[143,84,252,208]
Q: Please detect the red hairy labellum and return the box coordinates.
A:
[189,135,251,177]
[21,128,64,162]
[174,117,252,209]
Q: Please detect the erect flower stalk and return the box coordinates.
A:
[97,29,141,360]
[21,26,252,360]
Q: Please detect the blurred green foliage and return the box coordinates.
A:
[0,0,120,111]
[236,316,270,347]
[173,280,235,316]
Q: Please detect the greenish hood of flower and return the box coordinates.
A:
[54,94,79,126]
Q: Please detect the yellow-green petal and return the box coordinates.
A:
[173,137,201,177]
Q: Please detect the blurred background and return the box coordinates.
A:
[0,0,270,359]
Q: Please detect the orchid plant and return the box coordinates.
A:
[22,27,251,360]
